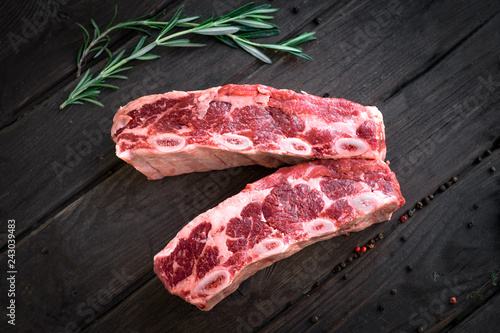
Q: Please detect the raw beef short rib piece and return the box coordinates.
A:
[154,158,405,310]
[112,84,386,179]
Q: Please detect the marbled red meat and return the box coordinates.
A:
[154,159,405,310]
[111,85,386,179]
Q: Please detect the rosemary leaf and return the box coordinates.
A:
[233,38,272,64]
[233,19,276,29]
[195,26,240,35]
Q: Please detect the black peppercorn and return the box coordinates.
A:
[424,197,431,205]
[348,254,354,262]
[292,6,299,14]
[323,93,330,97]
[467,221,474,228]
[417,327,424,333]
[407,265,414,272]
[377,304,385,311]
[314,17,322,24]
[343,274,349,280]
[408,209,414,217]
[310,315,319,323]
[476,157,483,163]
[490,166,496,173]
[429,194,434,200]
[451,176,458,183]
[391,289,398,295]
[378,233,384,240]
[473,203,479,210]
[485,149,492,155]
[416,202,423,209]
[401,236,407,242]
[439,185,446,192]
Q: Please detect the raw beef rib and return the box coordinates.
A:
[154,158,405,310]
[111,84,386,179]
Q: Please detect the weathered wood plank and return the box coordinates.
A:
[0,0,323,249]
[0,0,181,128]
[1,0,499,332]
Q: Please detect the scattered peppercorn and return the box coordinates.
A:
[370,239,375,245]
[378,233,383,240]
[407,209,414,217]
[348,254,354,262]
[416,202,423,209]
[451,176,458,183]
[401,236,407,242]
[407,265,414,272]
[391,289,398,295]
[314,17,322,24]
[467,221,474,228]
[355,246,361,253]
[343,274,349,280]
[310,315,319,323]
[429,194,434,200]
[322,93,330,97]
[485,149,492,156]
[361,246,367,253]
[377,304,385,311]
[476,157,483,164]
[417,327,424,333]
[41,247,48,254]
[341,262,347,268]
[490,166,496,173]
[449,297,457,304]
[439,185,446,192]
[473,203,479,210]
[292,6,299,14]
[312,281,320,288]
[335,265,342,272]
[353,253,359,259]
[400,215,408,222]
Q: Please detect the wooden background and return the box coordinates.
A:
[1,0,499,332]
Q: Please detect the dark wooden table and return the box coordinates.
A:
[1,0,499,332]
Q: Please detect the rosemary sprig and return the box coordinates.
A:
[60,3,316,109]
[75,6,200,77]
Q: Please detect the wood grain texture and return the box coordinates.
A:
[1,0,500,332]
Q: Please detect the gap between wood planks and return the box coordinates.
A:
[382,11,499,102]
